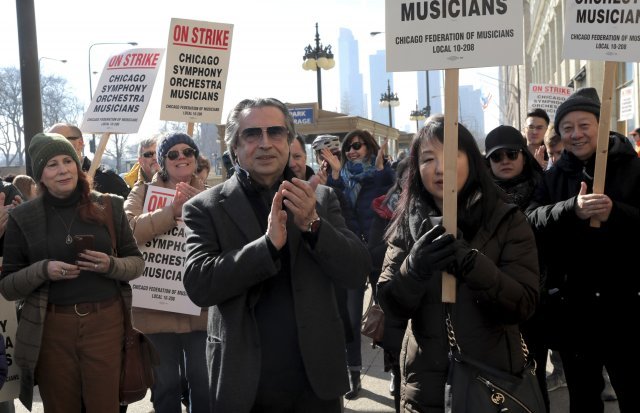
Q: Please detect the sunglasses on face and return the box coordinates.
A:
[142,151,156,158]
[166,148,196,160]
[346,142,363,151]
[489,149,521,163]
[239,126,288,143]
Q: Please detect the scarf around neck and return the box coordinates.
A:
[340,158,377,209]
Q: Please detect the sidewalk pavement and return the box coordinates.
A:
[13,336,620,413]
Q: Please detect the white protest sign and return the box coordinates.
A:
[131,186,200,315]
[384,0,523,71]
[0,296,20,402]
[160,18,233,124]
[564,2,640,61]
[81,48,165,134]
[527,84,574,122]
[619,85,634,121]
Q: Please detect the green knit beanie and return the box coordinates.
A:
[29,133,81,181]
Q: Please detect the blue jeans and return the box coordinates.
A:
[345,286,365,370]
[147,331,209,413]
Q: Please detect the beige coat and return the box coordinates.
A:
[124,175,207,334]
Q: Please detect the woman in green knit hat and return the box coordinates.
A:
[0,133,145,412]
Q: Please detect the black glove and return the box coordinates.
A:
[405,223,456,281]
[451,238,479,279]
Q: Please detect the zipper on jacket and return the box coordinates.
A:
[475,374,533,413]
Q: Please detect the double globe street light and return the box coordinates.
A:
[379,79,400,127]
[302,23,335,110]
[410,102,426,131]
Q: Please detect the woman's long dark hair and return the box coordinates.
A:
[340,129,380,164]
[385,115,500,241]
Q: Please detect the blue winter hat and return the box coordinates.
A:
[156,133,200,170]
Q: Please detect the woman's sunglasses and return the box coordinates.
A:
[166,148,196,160]
[346,142,363,151]
[489,149,520,163]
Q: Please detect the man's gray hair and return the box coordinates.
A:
[224,98,295,163]
[138,134,161,156]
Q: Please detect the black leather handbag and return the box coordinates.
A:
[444,313,545,413]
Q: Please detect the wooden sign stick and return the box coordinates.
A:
[442,68,459,303]
[590,61,616,228]
[87,132,111,181]
[187,122,195,137]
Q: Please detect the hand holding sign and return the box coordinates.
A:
[575,181,612,223]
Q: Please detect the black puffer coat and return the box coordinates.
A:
[378,198,539,412]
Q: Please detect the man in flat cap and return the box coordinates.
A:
[526,87,640,412]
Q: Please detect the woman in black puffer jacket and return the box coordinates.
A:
[377,117,539,412]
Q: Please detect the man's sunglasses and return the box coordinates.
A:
[346,142,363,151]
[141,151,156,158]
[489,149,521,163]
[239,126,288,143]
[166,148,196,160]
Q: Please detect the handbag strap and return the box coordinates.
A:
[101,195,133,334]
[119,294,134,334]
[102,195,117,255]
[445,311,530,363]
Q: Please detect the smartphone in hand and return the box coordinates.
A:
[73,234,95,259]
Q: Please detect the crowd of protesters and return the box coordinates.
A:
[0,88,638,413]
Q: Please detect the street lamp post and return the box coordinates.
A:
[38,56,67,68]
[424,70,431,117]
[371,32,432,124]
[379,79,400,127]
[88,41,137,152]
[38,57,67,117]
[302,23,334,110]
[409,101,426,131]
[88,42,138,101]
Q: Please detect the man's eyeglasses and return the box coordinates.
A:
[239,126,288,143]
[527,125,546,132]
[489,149,521,163]
[346,142,363,151]
[66,136,83,141]
[166,148,196,160]
[141,151,156,158]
